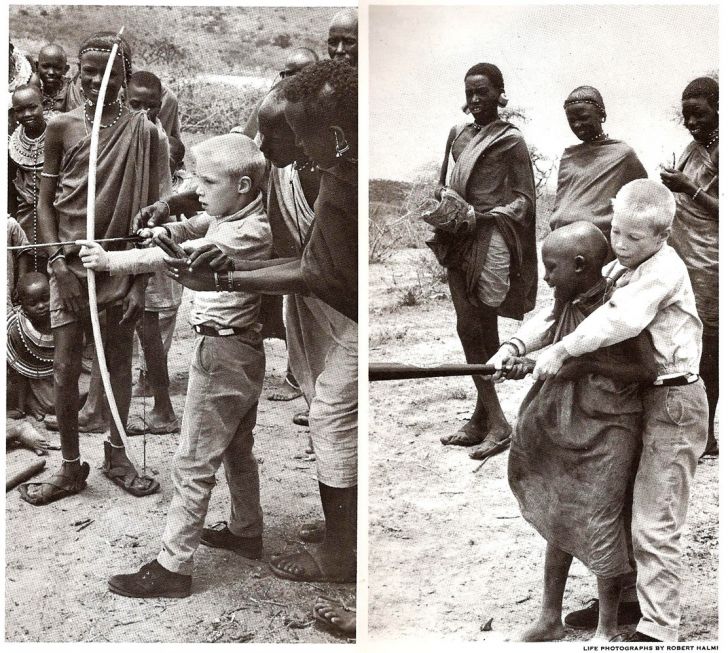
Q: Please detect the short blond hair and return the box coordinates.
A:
[191,134,267,192]
[612,178,676,233]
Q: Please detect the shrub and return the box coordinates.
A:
[173,79,260,134]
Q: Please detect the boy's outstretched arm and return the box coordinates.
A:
[535,263,678,379]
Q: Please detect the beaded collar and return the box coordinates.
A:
[9,124,45,168]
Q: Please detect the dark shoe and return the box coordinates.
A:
[623,631,660,642]
[200,521,262,560]
[565,598,642,629]
[108,560,191,598]
[293,410,309,427]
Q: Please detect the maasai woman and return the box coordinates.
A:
[660,76,719,456]
[550,86,647,242]
[433,63,537,460]
[9,85,48,272]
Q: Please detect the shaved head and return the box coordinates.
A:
[282,47,319,77]
[39,43,67,64]
[544,221,609,270]
[328,9,358,66]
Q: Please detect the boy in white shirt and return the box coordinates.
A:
[505,179,707,642]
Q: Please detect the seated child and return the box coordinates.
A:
[79,134,272,597]
[532,179,707,642]
[490,221,657,642]
[7,272,55,421]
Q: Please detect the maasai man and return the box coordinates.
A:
[550,86,647,242]
[433,62,537,460]
[67,69,181,141]
[661,76,719,456]
[7,272,55,420]
[18,31,160,505]
[37,44,71,115]
[238,44,320,403]
[327,8,358,67]
[9,85,48,273]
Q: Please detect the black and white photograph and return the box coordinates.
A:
[369,3,718,643]
[6,3,358,643]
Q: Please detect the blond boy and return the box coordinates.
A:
[531,179,708,642]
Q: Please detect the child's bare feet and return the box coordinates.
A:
[514,618,565,642]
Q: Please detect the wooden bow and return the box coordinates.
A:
[85,26,142,475]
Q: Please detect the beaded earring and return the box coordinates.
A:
[334,131,350,158]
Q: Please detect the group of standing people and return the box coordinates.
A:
[429,62,717,641]
[7,7,359,636]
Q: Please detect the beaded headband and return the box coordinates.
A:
[79,47,132,77]
[563,98,605,112]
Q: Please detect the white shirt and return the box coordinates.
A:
[559,244,703,377]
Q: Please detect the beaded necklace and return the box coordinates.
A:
[9,125,45,270]
[84,98,124,132]
[705,129,719,150]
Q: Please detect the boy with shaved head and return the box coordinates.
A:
[36,44,71,114]
[490,222,656,641]
[530,179,708,642]
[79,134,272,597]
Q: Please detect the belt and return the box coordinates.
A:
[653,373,700,387]
[193,324,249,337]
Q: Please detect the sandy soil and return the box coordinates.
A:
[368,249,718,642]
[6,293,355,643]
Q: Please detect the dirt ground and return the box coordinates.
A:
[5,293,355,643]
[368,249,718,642]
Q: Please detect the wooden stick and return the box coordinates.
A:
[7,459,46,492]
[369,359,535,381]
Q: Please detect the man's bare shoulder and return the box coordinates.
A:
[47,108,83,133]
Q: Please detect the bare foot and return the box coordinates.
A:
[514,618,565,642]
[313,597,356,635]
[440,423,485,446]
[468,424,513,460]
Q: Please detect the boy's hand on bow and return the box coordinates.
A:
[76,240,110,272]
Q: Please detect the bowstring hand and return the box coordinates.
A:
[188,244,235,272]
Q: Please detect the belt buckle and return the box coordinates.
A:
[217,327,235,336]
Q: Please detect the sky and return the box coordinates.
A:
[369,4,719,183]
